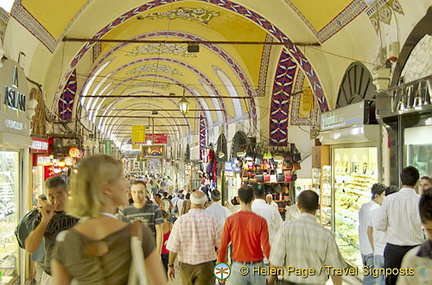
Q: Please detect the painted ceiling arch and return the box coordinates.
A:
[70,26,264,142]
[7,0,409,149]
[102,102,186,137]
[47,0,330,147]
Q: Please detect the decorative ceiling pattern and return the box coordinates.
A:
[284,0,367,42]
[59,69,77,122]
[11,0,90,52]
[137,7,220,23]
[366,0,404,31]
[126,43,198,58]
[290,71,319,126]
[126,63,183,76]
[59,30,255,132]
[269,51,297,147]
[257,34,273,97]
[11,0,393,148]
[51,0,327,145]
[54,0,295,104]
[200,114,207,154]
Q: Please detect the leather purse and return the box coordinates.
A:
[263,174,271,182]
[292,161,301,171]
[291,143,301,162]
[277,173,285,182]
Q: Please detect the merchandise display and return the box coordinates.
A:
[0,151,18,280]
[333,147,378,268]
[313,166,331,229]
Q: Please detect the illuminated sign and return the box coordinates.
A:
[31,137,50,152]
[134,133,169,144]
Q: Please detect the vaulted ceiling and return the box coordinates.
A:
[2,0,425,149]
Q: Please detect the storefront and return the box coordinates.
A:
[376,74,432,187]
[0,59,32,283]
[30,137,51,203]
[318,100,381,269]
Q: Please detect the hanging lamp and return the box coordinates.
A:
[178,87,189,115]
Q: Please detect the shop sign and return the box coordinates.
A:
[145,133,168,144]
[131,125,145,143]
[133,133,168,144]
[320,101,365,131]
[0,59,30,136]
[224,161,233,172]
[31,137,49,153]
[232,166,241,173]
[105,140,111,155]
[33,154,51,166]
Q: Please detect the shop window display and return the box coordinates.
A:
[0,151,19,282]
[333,147,378,269]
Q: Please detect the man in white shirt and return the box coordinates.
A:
[251,183,283,246]
[266,194,279,209]
[204,189,231,227]
[369,186,398,285]
[359,183,386,285]
[376,166,424,285]
[397,188,432,285]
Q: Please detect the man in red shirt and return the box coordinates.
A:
[218,184,271,285]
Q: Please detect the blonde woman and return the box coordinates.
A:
[51,154,167,285]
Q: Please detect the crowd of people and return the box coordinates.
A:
[358,167,432,285]
[20,154,432,285]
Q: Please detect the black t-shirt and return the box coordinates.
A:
[32,211,79,275]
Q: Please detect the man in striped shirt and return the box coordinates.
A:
[166,191,222,285]
[268,190,345,285]
[118,180,164,254]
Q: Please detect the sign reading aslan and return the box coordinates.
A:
[0,59,30,136]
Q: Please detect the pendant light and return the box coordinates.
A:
[178,87,189,115]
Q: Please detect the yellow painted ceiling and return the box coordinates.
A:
[290,0,354,31]
[13,0,374,145]
[100,2,266,90]
[21,0,88,39]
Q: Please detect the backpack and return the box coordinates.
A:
[15,208,39,249]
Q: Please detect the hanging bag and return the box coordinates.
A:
[291,143,302,162]
[128,220,149,285]
[15,208,39,249]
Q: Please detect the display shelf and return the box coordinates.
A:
[335,212,355,224]
[0,152,18,282]
[336,232,360,250]
[333,147,378,270]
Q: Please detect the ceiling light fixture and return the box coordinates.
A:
[178,88,189,116]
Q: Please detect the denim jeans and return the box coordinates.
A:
[228,261,266,285]
[374,255,385,285]
[362,253,375,285]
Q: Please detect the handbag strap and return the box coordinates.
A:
[129,220,148,285]
[131,220,143,240]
